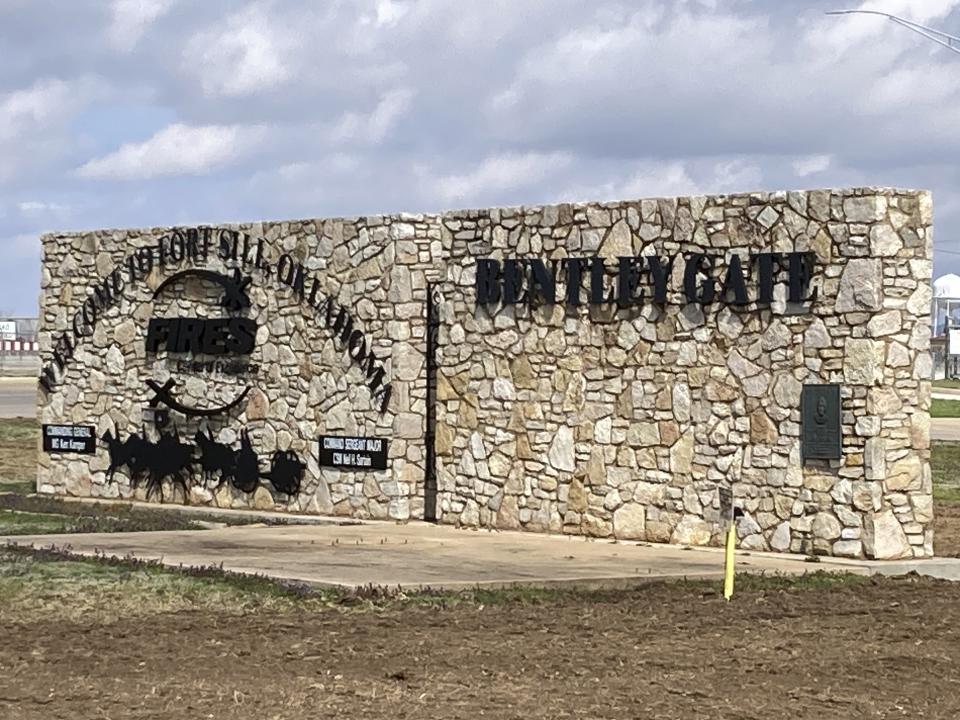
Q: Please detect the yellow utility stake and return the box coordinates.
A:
[723,522,736,601]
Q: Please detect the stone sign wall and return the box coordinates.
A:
[37,187,933,559]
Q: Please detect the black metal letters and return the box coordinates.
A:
[475,251,818,311]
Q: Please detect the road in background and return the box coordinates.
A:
[0,377,36,419]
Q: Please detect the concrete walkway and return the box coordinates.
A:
[6,520,960,589]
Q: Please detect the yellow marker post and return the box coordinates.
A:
[723,522,736,601]
[719,485,736,601]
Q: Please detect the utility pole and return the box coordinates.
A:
[825,9,960,54]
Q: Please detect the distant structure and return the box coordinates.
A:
[0,317,40,376]
[932,275,960,379]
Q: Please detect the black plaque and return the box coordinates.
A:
[42,424,96,454]
[319,436,388,470]
[718,486,734,526]
[801,384,842,460]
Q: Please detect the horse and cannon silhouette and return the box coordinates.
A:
[102,426,305,500]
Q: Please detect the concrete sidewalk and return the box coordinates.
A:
[6,520,960,589]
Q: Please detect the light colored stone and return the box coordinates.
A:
[252,486,275,511]
[600,219,633,258]
[864,437,886,480]
[832,540,862,558]
[863,509,912,560]
[867,310,900,337]
[852,481,882,512]
[870,224,901,256]
[548,425,576,472]
[105,345,124,375]
[843,339,880,385]
[886,454,922,491]
[492,377,515,401]
[627,423,660,447]
[843,195,886,222]
[595,416,612,444]
[804,318,831,348]
[906,284,932,316]
[770,521,791,552]
[670,430,695,474]
[671,515,712,546]
[613,503,646,540]
[812,512,842,541]
[835,259,882,312]
[393,342,423,382]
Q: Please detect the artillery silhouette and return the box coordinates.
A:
[103,424,304,499]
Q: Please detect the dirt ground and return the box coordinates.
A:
[2,573,960,720]
[935,501,960,556]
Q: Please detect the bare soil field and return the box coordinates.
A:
[3,420,960,718]
[1,552,960,720]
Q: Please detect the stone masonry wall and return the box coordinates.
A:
[433,188,933,559]
[38,217,441,520]
[37,187,933,559]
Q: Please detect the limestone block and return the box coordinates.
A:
[886,454,922,491]
[672,383,691,423]
[804,318,831,348]
[852,481,882,512]
[252,486,275,511]
[770,521,791,551]
[906,284,932,316]
[869,224,902,256]
[863,509,912,560]
[835,259,882,312]
[627,423,660,447]
[842,195,886,222]
[670,430,695,474]
[832,540,862,558]
[568,476,588,512]
[812,512,842,541]
[492,377,515,401]
[670,515,712,546]
[867,310,901,337]
[864,437,887,480]
[548,425,576,472]
[843,339,881,385]
[613,503,646,540]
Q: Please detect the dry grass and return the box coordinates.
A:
[0,544,866,626]
[0,417,36,494]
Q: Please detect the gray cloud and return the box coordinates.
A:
[1,0,959,315]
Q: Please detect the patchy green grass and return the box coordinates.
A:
[0,544,869,624]
[0,418,311,535]
[934,379,960,389]
[0,493,312,535]
[0,546,332,623]
[933,443,960,497]
[0,495,207,535]
[0,417,36,493]
[932,399,960,418]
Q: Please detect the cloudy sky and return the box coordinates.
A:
[1,0,959,315]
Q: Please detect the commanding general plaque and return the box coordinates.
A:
[801,384,842,461]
